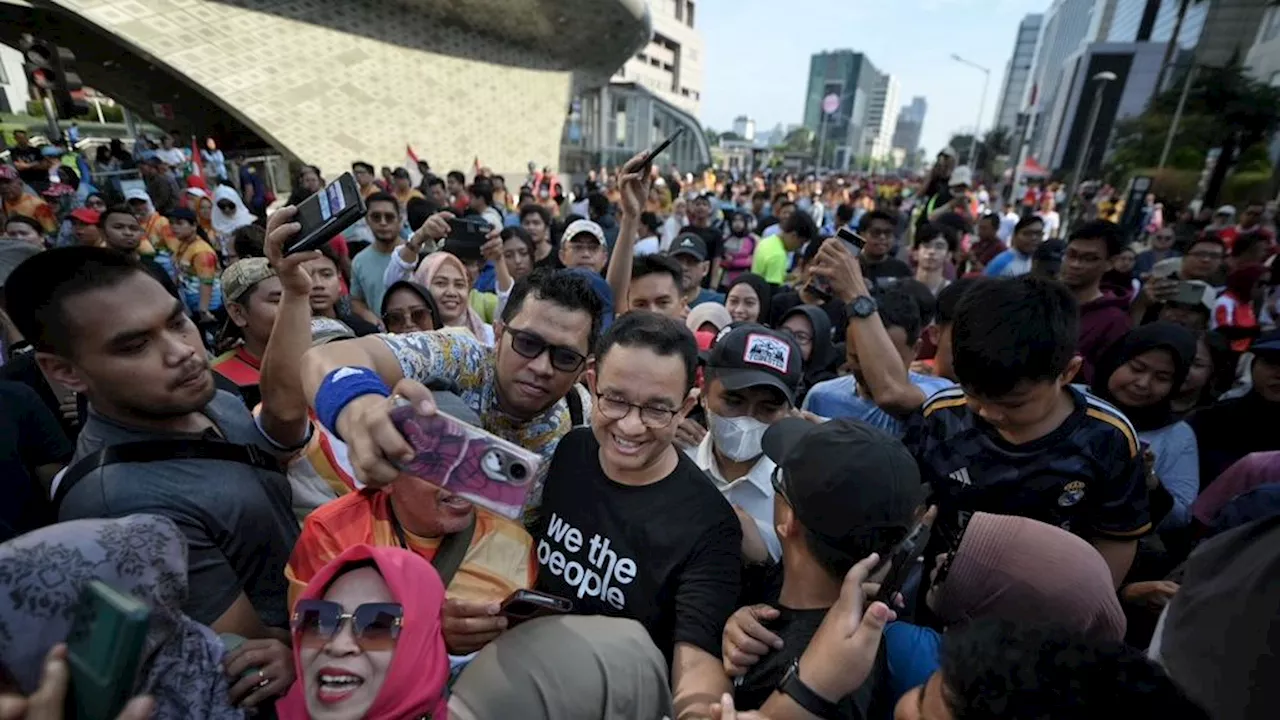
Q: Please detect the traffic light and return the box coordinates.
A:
[20,36,56,93]
[18,36,89,118]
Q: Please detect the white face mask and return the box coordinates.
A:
[707,410,770,462]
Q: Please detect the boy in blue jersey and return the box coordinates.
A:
[905,275,1149,586]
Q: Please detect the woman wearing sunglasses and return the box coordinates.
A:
[380,280,443,335]
[279,544,449,720]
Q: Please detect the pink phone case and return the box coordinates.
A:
[390,407,542,520]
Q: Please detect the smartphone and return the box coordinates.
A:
[390,405,543,520]
[1173,281,1206,307]
[640,127,686,171]
[444,217,494,261]
[286,171,366,255]
[807,228,867,300]
[499,589,573,627]
[65,581,150,720]
[870,514,934,607]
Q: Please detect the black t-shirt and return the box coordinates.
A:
[860,257,913,289]
[905,386,1151,554]
[10,145,45,188]
[678,224,723,288]
[532,428,742,659]
[0,381,72,542]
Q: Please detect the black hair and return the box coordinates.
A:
[1231,231,1269,259]
[494,174,505,184]
[639,211,662,234]
[914,222,958,253]
[869,286,924,345]
[1068,220,1125,257]
[587,193,610,219]
[857,210,896,233]
[520,204,551,228]
[800,233,826,264]
[935,277,984,327]
[501,268,603,347]
[836,203,855,225]
[979,212,1001,229]
[447,171,466,185]
[500,226,535,256]
[232,225,266,259]
[4,247,152,355]
[940,619,1209,720]
[953,275,1078,397]
[752,190,769,202]
[365,191,400,215]
[1190,233,1227,253]
[315,242,344,274]
[4,215,44,237]
[803,524,909,584]
[772,192,789,205]
[405,196,436,232]
[469,182,494,207]
[781,208,819,242]
[895,278,937,328]
[351,161,374,174]
[1014,214,1044,233]
[426,175,445,190]
[596,310,698,392]
[630,253,683,290]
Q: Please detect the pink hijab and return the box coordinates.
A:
[932,512,1126,642]
[413,252,488,340]
[278,545,449,720]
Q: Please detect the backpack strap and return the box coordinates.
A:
[54,439,283,512]
[387,501,476,588]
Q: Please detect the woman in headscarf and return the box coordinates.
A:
[778,304,839,404]
[1192,451,1280,535]
[278,545,449,720]
[725,273,772,325]
[379,280,443,335]
[449,616,672,720]
[0,515,246,719]
[718,211,758,288]
[1191,334,1280,487]
[882,512,1125,705]
[212,184,258,256]
[413,252,494,345]
[1090,322,1200,530]
[184,186,216,243]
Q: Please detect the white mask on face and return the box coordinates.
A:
[707,410,770,462]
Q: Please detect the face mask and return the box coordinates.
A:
[707,411,770,462]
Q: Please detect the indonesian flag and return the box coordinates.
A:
[404,144,423,187]
[190,136,203,179]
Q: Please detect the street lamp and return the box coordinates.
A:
[951,53,992,168]
[1063,71,1118,237]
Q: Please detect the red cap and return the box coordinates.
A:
[69,207,100,225]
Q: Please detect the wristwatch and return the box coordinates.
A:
[846,294,878,319]
[777,659,843,720]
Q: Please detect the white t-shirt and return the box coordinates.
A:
[1038,210,1061,238]
[634,235,660,256]
[999,210,1019,242]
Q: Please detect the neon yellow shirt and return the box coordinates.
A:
[750,234,788,285]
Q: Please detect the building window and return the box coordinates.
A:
[0,61,8,85]
[674,0,683,21]
[687,1,696,27]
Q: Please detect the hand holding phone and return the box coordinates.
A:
[870,506,937,607]
[285,172,366,255]
[445,217,494,261]
[499,589,573,627]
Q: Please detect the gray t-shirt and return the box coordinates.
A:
[59,390,299,629]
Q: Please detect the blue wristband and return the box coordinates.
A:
[315,367,392,440]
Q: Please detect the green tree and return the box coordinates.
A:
[779,127,815,155]
[704,126,720,147]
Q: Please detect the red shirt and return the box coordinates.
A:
[1217,225,1275,252]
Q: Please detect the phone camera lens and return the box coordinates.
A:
[509,461,528,481]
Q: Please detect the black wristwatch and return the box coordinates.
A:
[777,658,843,720]
[846,294,878,319]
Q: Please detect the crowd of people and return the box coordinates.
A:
[0,128,1277,720]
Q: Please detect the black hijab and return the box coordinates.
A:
[1091,322,1197,432]
[726,273,773,326]
[381,280,444,331]
[780,304,839,399]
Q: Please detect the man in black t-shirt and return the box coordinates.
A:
[679,194,723,288]
[905,276,1150,587]
[532,311,740,719]
[858,211,912,288]
[725,418,921,718]
[8,131,47,191]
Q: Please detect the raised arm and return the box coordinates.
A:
[383,211,453,289]
[606,151,651,309]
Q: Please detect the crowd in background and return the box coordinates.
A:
[0,127,1277,720]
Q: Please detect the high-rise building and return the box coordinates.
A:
[861,73,901,164]
[891,96,927,164]
[994,14,1044,135]
[0,43,28,115]
[612,0,705,116]
[732,115,756,141]
[1025,0,1104,165]
[802,50,881,166]
[1246,6,1280,84]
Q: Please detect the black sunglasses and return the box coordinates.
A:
[383,307,434,330]
[508,328,586,373]
[292,599,403,650]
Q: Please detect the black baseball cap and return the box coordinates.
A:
[705,324,803,405]
[763,418,922,552]
[670,233,708,262]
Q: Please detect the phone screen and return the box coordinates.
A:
[288,172,365,255]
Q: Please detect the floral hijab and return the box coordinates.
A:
[0,515,242,720]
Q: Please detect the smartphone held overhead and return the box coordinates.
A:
[285,172,367,255]
[390,404,542,520]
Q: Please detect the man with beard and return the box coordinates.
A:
[3,247,310,647]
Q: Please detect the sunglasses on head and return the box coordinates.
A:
[292,599,403,650]
[382,307,433,329]
[507,328,586,373]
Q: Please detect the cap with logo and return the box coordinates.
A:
[670,233,708,262]
[763,417,922,555]
[222,257,276,303]
[705,323,803,405]
[563,219,606,247]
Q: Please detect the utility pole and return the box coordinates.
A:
[1063,71,1117,239]
[1157,64,1197,171]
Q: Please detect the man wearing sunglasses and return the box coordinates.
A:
[347,192,409,327]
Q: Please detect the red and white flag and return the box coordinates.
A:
[403,144,423,187]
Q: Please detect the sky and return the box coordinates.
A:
[698,0,1047,156]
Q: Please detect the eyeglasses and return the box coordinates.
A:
[383,307,434,330]
[368,212,398,224]
[595,393,679,428]
[1188,250,1224,260]
[292,599,403,650]
[865,228,894,239]
[508,328,587,373]
[783,328,812,345]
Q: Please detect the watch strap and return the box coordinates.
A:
[777,660,843,720]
